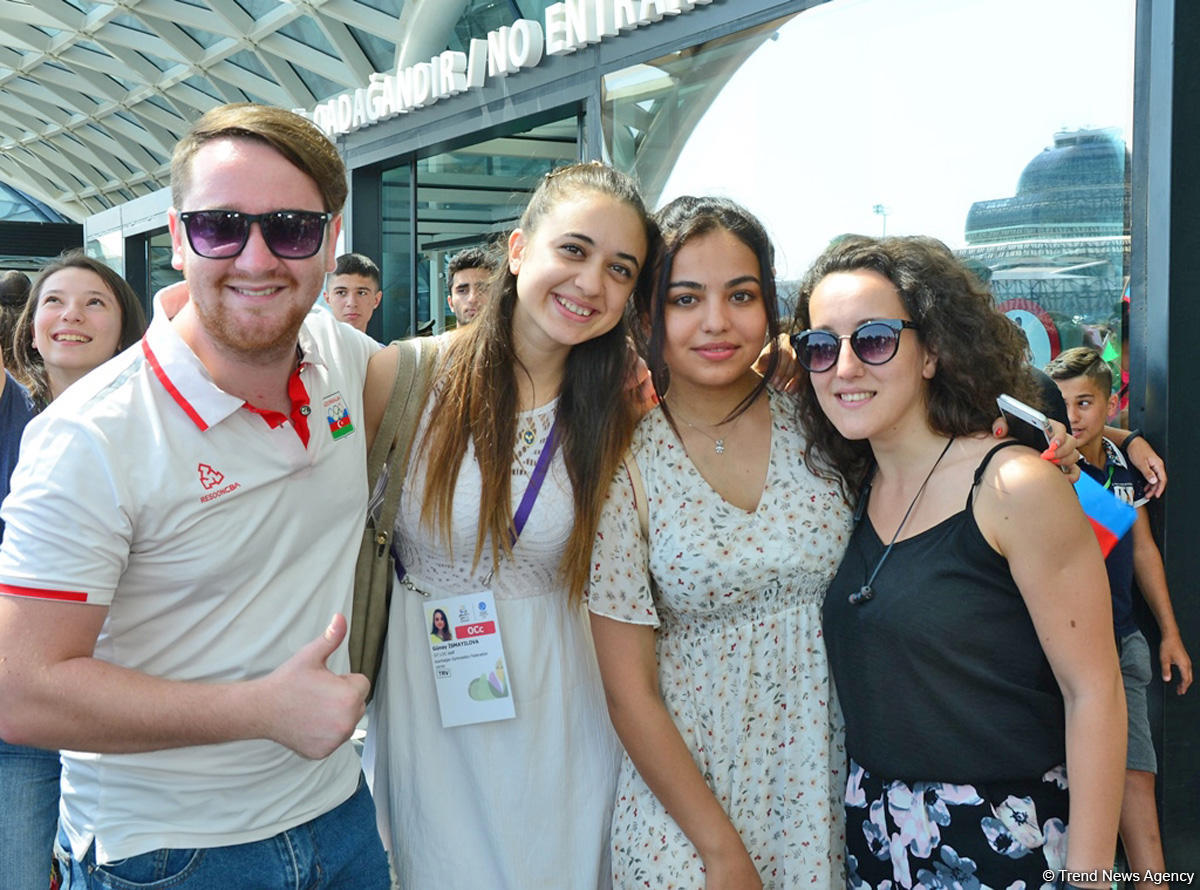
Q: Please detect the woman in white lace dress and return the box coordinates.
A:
[588,197,853,890]
[361,164,657,890]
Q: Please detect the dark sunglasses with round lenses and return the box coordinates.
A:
[178,209,332,260]
[790,318,919,373]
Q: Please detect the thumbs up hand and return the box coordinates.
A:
[255,614,370,760]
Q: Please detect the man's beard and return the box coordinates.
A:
[192,292,311,366]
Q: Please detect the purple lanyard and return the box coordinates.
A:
[392,414,560,572]
[510,414,560,546]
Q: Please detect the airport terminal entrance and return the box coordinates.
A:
[372,109,581,341]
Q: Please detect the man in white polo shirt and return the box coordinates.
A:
[0,104,391,889]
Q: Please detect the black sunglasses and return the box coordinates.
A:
[178,209,332,260]
[790,319,919,373]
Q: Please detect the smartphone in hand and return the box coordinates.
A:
[997,394,1054,452]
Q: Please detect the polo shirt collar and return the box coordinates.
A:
[295,309,331,373]
[142,296,329,432]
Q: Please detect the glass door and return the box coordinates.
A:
[378,110,579,340]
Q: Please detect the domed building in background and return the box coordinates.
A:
[959,128,1129,366]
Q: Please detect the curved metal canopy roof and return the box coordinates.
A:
[0,0,549,221]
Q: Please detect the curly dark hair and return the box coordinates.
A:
[793,234,1041,498]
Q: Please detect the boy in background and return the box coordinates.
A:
[325,253,382,333]
[446,246,497,325]
[1045,346,1192,874]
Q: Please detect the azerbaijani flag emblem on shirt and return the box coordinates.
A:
[1074,471,1137,557]
[322,391,355,440]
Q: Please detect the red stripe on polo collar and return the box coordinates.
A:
[142,337,208,431]
[243,363,312,447]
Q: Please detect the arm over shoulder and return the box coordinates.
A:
[363,342,401,452]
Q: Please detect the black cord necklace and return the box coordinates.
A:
[850,437,956,606]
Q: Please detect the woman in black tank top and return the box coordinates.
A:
[791,236,1124,890]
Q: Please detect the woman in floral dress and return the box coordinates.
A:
[589,197,852,889]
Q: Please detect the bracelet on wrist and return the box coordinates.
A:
[1120,428,1144,454]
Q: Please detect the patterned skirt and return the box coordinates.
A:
[844,758,1069,890]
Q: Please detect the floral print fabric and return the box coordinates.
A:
[588,390,853,888]
[845,759,1070,890]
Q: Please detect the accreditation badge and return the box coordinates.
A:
[424,590,516,727]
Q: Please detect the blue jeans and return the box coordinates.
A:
[53,777,390,889]
[0,737,61,890]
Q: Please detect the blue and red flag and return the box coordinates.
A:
[1073,471,1137,557]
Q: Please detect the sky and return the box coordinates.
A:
[657,0,1136,280]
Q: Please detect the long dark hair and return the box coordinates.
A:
[430,608,452,642]
[638,196,780,434]
[418,163,658,601]
[13,251,148,411]
[794,234,1041,499]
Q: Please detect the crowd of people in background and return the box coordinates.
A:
[0,102,1187,890]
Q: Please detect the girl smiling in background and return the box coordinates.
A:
[13,251,147,411]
